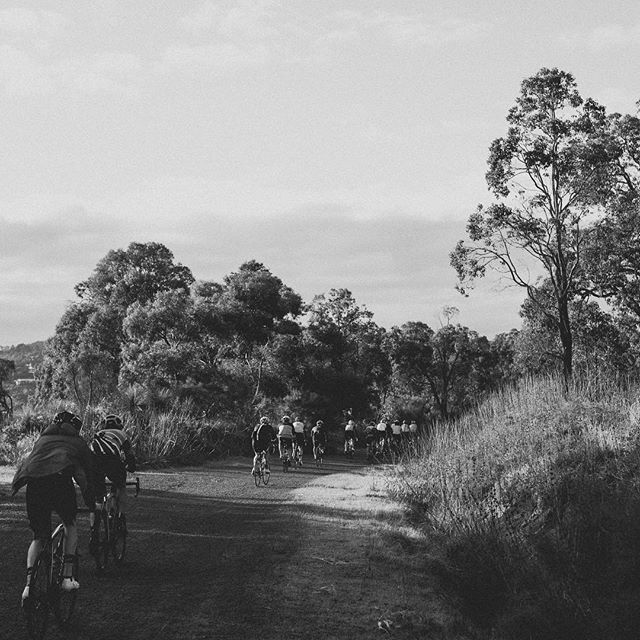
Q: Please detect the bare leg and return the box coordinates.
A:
[26,538,44,569]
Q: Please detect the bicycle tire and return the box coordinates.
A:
[91,511,108,572]
[24,548,50,640]
[262,460,271,485]
[110,511,127,565]
[253,467,261,487]
[51,529,77,627]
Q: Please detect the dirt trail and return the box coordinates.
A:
[0,453,464,640]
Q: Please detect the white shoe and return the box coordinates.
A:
[61,578,80,591]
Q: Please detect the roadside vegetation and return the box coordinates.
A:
[391,373,640,639]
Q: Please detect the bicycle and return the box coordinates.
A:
[23,521,79,640]
[281,448,292,472]
[90,478,140,572]
[313,443,324,467]
[345,436,356,459]
[292,441,304,469]
[253,450,271,486]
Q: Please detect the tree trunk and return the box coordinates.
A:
[558,296,573,388]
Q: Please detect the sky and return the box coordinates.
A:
[1,1,640,345]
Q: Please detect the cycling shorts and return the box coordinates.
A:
[94,454,127,500]
[294,433,305,446]
[253,441,272,454]
[26,473,77,540]
[344,430,355,442]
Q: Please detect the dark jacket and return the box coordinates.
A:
[252,422,275,449]
[12,422,95,509]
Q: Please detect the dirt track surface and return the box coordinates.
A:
[1,452,459,640]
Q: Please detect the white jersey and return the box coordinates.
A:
[293,421,305,434]
[376,422,387,432]
[391,422,402,435]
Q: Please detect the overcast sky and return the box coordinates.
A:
[1,1,639,345]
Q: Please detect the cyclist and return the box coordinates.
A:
[344,419,357,454]
[12,410,95,603]
[390,418,403,452]
[89,414,136,547]
[311,420,327,461]
[277,415,295,461]
[292,416,306,465]
[364,420,378,460]
[376,418,387,453]
[251,416,275,474]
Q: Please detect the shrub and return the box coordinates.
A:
[390,374,640,639]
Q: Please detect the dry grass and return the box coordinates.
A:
[390,373,640,639]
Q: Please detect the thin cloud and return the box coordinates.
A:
[0,44,143,97]
[560,21,640,50]
[332,9,491,48]
[0,7,68,38]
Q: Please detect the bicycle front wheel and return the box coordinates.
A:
[24,549,50,640]
[111,512,127,564]
[253,467,261,487]
[262,461,271,485]
[51,531,77,627]
[91,511,108,572]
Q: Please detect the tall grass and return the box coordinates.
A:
[390,373,640,639]
[0,398,249,467]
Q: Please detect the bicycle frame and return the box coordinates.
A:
[91,478,139,571]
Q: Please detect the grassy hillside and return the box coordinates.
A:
[390,375,640,639]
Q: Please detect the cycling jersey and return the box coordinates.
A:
[92,428,131,458]
[252,422,275,451]
[376,422,387,432]
[277,423,294,439]
[311,426,326,445]
[391,422,402,436]
[293,421,305,434]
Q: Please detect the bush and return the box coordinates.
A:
[390,374,640,639]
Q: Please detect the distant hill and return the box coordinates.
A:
[0,341,46,408]
[0,341,46,378]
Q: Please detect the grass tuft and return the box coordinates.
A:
[390,373,640,639]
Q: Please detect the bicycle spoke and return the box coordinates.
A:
[111,513,127,564]
[24,551,50,640]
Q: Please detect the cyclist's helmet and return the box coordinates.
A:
[282,415,291,424]
[316,420,324,427]
[53,410,82,431]
[102,414,123,429]
[259,416,269,424]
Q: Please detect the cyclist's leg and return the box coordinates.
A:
[24,478,51,601]
[53,475,80,590]
[106,456,127,516]
[278,437,285,459]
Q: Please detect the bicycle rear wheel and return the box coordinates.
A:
[91,511,109,572]
[51,531,77,626]
[110,512,127,564]
[253,467,261,487]
[262,459,271,485]
[24,549,50,640]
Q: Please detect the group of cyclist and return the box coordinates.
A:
[250,414,419,471]
[11,410,135,605]
[251,415,328,473]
